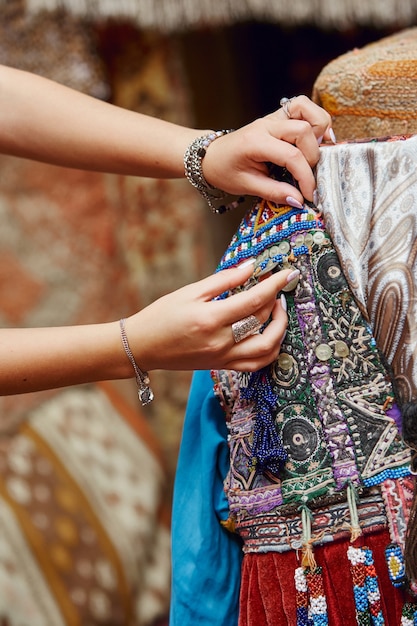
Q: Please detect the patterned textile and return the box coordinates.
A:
[169,137,417,626]
[212,195,412,556]
[312,28,417,141]
[316,135,417,405]
[0,382,170,625]
[210,137,417,624]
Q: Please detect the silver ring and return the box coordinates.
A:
[280,97,293,119]
[232,315,262,343]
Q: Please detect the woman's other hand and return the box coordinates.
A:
[202,95,334,207]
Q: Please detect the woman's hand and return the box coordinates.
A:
[202,95,333,207]
[0,263,290,395]
[124,261,292,373]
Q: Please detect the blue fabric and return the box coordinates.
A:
[170,370,242,625]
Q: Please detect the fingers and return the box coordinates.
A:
[224,296,287,371]
[195,259,257,301]
[203,95,334,205]
[129,262,294,373]
[216,267,296,325]
[263,118,321,168]
[244,125,318,202]
[192,265,295,368]
[274,95,333,143]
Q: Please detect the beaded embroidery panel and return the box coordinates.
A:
[212,200,411,553]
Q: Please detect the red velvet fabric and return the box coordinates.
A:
[239,529,405,625]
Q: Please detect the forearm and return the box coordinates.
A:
[0,65,203,178]
[0,323,132,395]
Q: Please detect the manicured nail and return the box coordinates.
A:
[280,293,287,312]
[317,135,323,145]
[286,196,304,210]
[313,189,319,206]
[237,258,256,269]
[286,269,300,284]
[329,128,337,144]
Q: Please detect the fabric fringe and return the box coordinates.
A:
[300,505,317,570]
[23,0,417,32]
[347,482,362,543]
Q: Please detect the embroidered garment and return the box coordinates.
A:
[171,135,417,626]
[212,196,411,552]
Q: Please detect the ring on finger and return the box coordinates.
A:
[280,96,294,119]
[232,315,263,343]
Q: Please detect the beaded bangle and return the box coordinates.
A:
[119,318,154,406]
[184,130,246,214]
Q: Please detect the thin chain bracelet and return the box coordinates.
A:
[184,130,246,214]
[119,318,154,406]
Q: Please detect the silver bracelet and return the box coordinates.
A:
[119,318,154,406]
[184,130,246,214]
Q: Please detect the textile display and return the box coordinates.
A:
[0,382,169,626]
[171,135,417,625]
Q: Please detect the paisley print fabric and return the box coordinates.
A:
[316,134,417,405]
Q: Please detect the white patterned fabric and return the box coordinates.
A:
[316,135,417,404]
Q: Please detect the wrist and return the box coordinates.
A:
[183,130,246,214]
[119,318,154,406]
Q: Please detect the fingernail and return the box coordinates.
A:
[237,258,256,269]
[329,128,337,144]
[280,293,287,312]
[286,269,300,284]
[313,189,319,206]
[286,196,304,210]
[317,135,323,145]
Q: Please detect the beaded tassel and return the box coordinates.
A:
[240,367,287,475]
[306,568,329,626]
[294,506,329,626]
[301,505,317,570]
[295,566,311,626]
[401,602,417,625]
[294,566,329,626]
[347,545,385,625]
[385,543,407,589]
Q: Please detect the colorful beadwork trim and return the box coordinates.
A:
[347,545,385,625]
[401,602,417,625]
[217,201,325,272]
[362,465,411,488]
[295,566,329,626]
[385,542,407,589]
